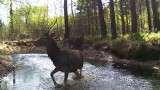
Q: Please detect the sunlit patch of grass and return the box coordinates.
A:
[142,32,160,47]
[117,32,160,46]
[0,44,12,55]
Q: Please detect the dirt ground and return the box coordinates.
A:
[0,55,15,78]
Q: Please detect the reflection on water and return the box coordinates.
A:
[1,54,153,90]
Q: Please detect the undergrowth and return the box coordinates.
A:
[111,32,160,60]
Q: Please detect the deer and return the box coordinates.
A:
[34,20,83,87]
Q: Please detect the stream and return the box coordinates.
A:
[0,54,154,90]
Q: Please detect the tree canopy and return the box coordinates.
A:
[0,0,159,40]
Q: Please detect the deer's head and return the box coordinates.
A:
[34,19,57,46]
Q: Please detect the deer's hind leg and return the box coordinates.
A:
[79,68,82,76]
[64,71,69,85]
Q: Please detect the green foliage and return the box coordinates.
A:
[84,35,109,44]
[11,5,50,39]
[7,4,67,39]
[142,32,160,47]
[118,33,160,47]
[111,32,160,60]
[0,20,7,39]
[129,33,144,41]
[0,0,3,4]
[76,0,100,36]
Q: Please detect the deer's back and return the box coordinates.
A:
[51,49,83,72]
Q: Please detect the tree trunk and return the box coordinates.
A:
[151,0,160,32]
[86,0,91,36]
[124,0,129,33]
[9,0,14,40]
[130,0,137,33]
[109,0,117,39]
[119,0,126,35]
[64,0,70,39]
[71,0,76,35]
[71,0,75,21]
[93,1,98,35]
[97,0,107,38]
[145,0,152,32]
[138,1,142,32]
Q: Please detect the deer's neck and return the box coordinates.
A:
[46,39,61,60]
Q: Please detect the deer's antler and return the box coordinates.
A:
[49,19,57,30]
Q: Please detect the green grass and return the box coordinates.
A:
[84,35,112,44]
[110,32,160,60]
[119,32,160,47]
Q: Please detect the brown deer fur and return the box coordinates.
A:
[35,31,83,86]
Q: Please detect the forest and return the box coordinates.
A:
[0,0,159,59]
[0,0,160,59]
[0,0,160,89]
[0,0,159,39]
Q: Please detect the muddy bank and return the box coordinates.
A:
[82,49,160,77]
[0,55,15,78]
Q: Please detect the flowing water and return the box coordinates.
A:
[0,54,153,90]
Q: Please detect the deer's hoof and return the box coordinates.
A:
[73,75,83,80]
[54,84,62,88]
[62,83,71,89]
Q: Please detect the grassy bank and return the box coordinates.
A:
[110,33,160,60]
[84,33,160,80]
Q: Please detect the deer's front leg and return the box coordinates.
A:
[74,71,82,79]
[50,68,59,86]
[64,72,69,85]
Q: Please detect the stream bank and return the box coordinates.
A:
[0,55,15,78]
[0,41,160,83]
[1,54,154,90]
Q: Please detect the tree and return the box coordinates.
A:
[76,0,100,36]
[0,0,4,4]
[97,0,107,37]
[119,0,126,35]
[151,0,160,32]
[109,0,117,39]
[64,0,70,39]
[71,0,75,31]
[130,0,137,33]
[145,0,152,32]
[0,19,3,38]
[12,5,50,38]
[124,0,130,33]
[9,0,14,39]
